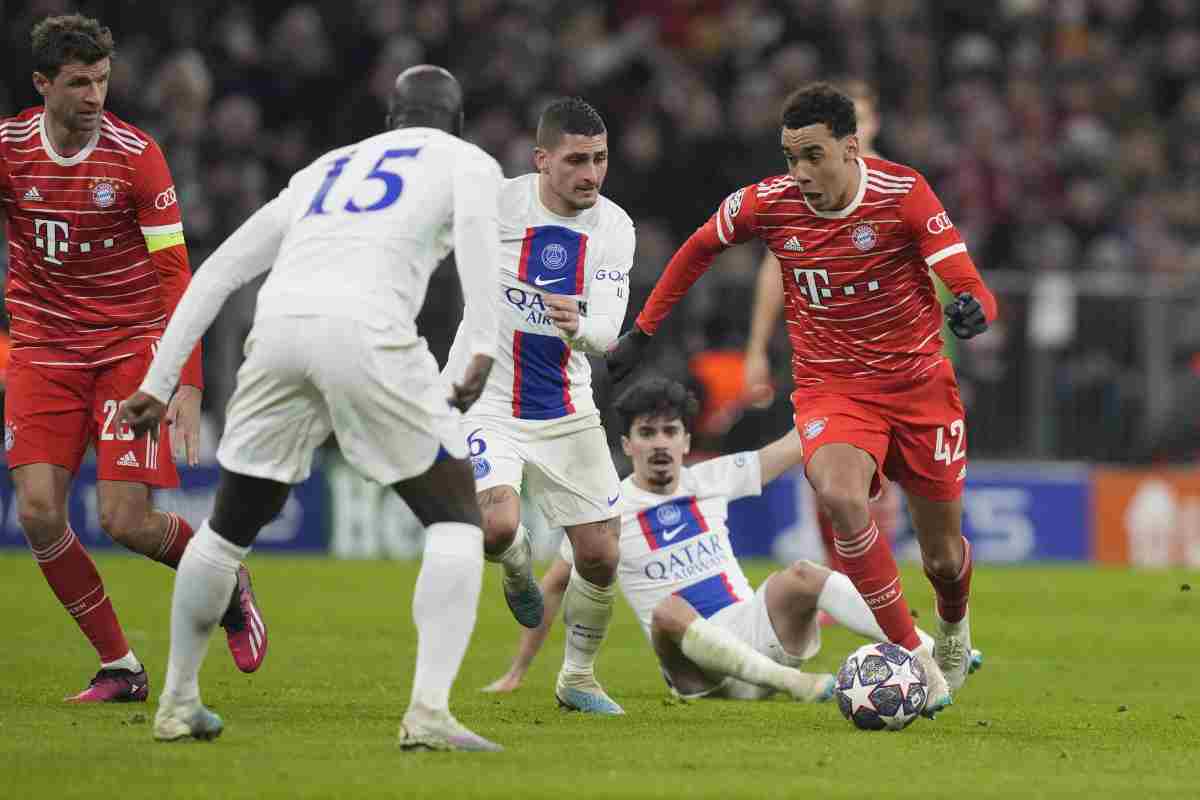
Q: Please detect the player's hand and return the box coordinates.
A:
[451,354,494,413]
[543,295,580,337]
[605,324,652,384]
[166,385,203,467]
[944,292,988,339]
[117,391,168,443]
[742,347,775,409]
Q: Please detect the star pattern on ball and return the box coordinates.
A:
[890,659,924,698]
[841,669,879,716]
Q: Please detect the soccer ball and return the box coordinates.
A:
[835,642,928,731]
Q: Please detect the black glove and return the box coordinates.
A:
[944,292,988,339]
[605,325,652,384]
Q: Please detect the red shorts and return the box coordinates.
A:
[4,349,179,488]
[791,360,967,502]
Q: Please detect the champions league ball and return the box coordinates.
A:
[835,642,928,731]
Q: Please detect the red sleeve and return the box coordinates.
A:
[131,139,203,389]
[635,185,759,335]
[901,173,997,323]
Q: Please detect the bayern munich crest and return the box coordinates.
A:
[851,223,877,251]
[803,417,828,440]
[656,502,682,526]
[92,181,117,208]
[541,242,568,270]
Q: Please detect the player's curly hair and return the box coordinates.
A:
[780,82,857,138]
[32,13,115,80]
[537,97,606,149]
[613,377,700,437]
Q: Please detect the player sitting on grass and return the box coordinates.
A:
[484,378,969,702]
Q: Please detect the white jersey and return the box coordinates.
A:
[448,173,635,428]
[564,452,763,638]
[141,127,502,402]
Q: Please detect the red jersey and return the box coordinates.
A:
[636,156,996,393]
[0,107,201,384]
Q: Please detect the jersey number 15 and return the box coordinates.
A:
[304,147,422,218]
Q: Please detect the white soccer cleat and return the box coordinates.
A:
[555,670,625,715]
[153,698,224,742]
[784,670,836,703]
[933,611,972,692]
[399,709,503,752]
[910,643,952,719]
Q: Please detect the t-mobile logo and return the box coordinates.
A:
[34,218,69,264]
[793,268,832,309]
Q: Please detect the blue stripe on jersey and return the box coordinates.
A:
[636,497,709,551]
[516,225,587,295]
[511,330,575,420]
[675,572,741,619]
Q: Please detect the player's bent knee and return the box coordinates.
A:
[811,483,868,528]
[571,534,619,577]
[781,560,830,597]
[16,496,68,547]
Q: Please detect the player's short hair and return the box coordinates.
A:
[614,378,700,437]
[32,13,115,80]
[780,82,857,138]
[536,97,606,150]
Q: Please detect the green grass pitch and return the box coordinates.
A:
[1,554,1195,799]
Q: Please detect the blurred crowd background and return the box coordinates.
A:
[2,0,1200,465]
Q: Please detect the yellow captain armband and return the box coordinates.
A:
[141,223,186,253]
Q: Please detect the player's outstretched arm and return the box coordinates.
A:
[135,193,290,408]
[756,428,805,485]
[481,557,572,693]
[607,186,756,383]
[744,251,785,402]
[449,155,502,367]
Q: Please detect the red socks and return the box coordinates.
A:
[834,520,921,651]
[33,528,130,663]
[153,512,195,569]
[817,509,841,571]
[924,536,973,624]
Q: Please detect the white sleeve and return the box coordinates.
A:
[559,219,635,355]
[687,453,762,501]
[452,155,503,361]
[139,190,291,403]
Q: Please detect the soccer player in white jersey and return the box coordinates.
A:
[483,378,958,702]
[444,98,634,714]
[118,66,505,751]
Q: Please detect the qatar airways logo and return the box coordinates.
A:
[642,534,728,581]
[34,218,69,264]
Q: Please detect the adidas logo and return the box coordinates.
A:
[23,186,43,201]
[783,236,804,252]
[117,451,140,468]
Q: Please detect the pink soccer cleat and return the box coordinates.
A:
[65,667,149,703]
[220,565,268,673]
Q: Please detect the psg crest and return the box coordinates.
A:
[655,502,682,526]
[541,243,568,270]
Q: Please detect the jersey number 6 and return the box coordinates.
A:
[304,147,423,218]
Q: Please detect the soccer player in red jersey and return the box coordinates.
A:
[607,82,996,716]
[0,14,267,702]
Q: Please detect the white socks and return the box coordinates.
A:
[817,570,889,641]
[102,651,142,673]
[488,525,532,582]
[162,521,248,706]
[408,522,484,716]
[680,617,796,692]
[561,568,613,676]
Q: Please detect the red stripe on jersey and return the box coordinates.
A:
[511,330,525,416]
[558,343,575,415]
[516,227,535,284]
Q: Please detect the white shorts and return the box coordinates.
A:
[217,316,466,485]
[466,415,620,527]
[673,574,822,701]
